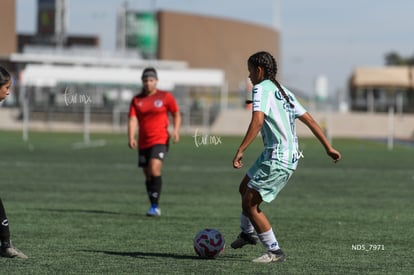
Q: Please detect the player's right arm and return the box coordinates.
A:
[233,83,266,169]
[233,111,264,169]
[128,116,138,149]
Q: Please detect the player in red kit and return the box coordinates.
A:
[0,66,28,258]
[128,67,181,217]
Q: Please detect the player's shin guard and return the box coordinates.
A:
[149,176,162,206]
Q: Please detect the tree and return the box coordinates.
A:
[385,51,414,66]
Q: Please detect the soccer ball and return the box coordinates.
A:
[193,228,225,259]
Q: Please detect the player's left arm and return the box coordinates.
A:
[298,112,341,162]
[167,93,181,143]
[171,111,181,143]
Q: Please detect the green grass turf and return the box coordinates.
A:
[0,130,413,274]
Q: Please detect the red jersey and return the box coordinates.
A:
[128,90,179,149]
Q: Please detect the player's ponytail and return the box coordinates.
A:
[274,79,294,109]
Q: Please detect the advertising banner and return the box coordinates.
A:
[125,12,158,59]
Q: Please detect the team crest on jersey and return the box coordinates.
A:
[154,99,163,108]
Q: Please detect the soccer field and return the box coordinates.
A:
[1,131,413,274]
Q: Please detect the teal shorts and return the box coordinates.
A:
[247,151,294,203]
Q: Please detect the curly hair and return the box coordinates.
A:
[248,51,294,108]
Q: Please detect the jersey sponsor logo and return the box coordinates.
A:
[283,102,292,110]
[275,90,295,105]
[275,90,283,100]
[154,99,163,108]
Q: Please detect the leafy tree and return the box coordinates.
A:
[385,51,414,65]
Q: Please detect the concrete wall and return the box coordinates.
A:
[211,109,414,140]
[2,107,413,140]
[0,0,17,56]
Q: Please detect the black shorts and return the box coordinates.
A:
[138,144,169,167]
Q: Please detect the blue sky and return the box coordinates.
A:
[16,0,414,98]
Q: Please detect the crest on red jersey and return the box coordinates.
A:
[154,99,163,108]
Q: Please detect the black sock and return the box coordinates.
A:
[145,180,152,202]
[150,176,162,206]
[0,199,10,247]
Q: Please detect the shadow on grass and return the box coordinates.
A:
[82,250,200,260]
[81,250,243,261]
[33,208,127,216]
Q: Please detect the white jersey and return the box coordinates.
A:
[252,80,307,170]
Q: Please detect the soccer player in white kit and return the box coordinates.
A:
[231,51,341,263]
